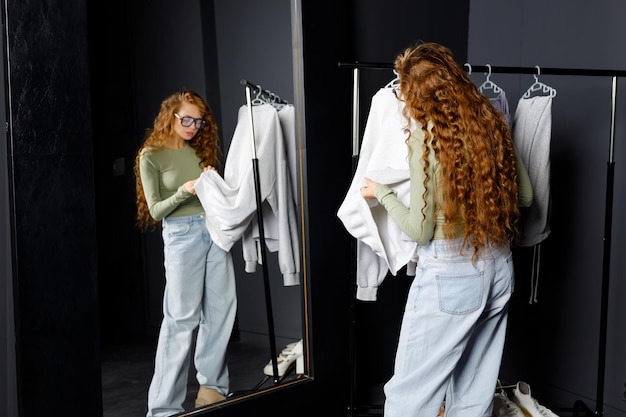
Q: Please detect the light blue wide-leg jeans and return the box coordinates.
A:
[147,213,237,417]
[383,237,513,417]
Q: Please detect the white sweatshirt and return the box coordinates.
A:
[512,95,552,247]
[337,88,418,301]
[277,105,299,203]
[195,104,300,286]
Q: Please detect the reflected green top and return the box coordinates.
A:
[139,144,204,221]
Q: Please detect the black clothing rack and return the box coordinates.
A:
[240,79,289,388]
[338,61,624,417]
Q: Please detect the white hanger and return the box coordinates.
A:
[523,66,557,99]
[250,84,266,106]
[478,64,503,95]
[384,69,399,89]
[267,90,287,110]
[250,85,287,109]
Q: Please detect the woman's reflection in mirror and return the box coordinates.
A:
[134,90,237,416]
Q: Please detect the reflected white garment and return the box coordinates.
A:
[337,88,418,301]
[195,104,300,286]
[277,105,299,203]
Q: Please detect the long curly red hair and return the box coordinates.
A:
[394,42,519,254]
[133,90,222,231]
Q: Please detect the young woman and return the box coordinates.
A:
[134,90,237,417]
[360,43,533,417]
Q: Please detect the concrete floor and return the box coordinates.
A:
[101,332,300,417]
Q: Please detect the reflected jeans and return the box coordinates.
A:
[383,237,514,417]
[147,213,237,417]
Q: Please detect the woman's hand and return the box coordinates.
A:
[360,177,379,200]
[186,166,218,194]
[183,179,197,194]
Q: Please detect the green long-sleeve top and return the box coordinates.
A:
[139,144,204,221]
[373,126,533,245]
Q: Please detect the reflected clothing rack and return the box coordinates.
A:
[338,61,623,417]
[240,79,289,386]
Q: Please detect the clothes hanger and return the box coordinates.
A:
[265,90,286,109]
[250,85,287,109]
[250,84,266,106]
[478,64,503,95]
[384,69,399,89]
[522,66,557,98]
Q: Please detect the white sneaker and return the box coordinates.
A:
[263,339,304,377]
[511,381,559,417]
[493,390,525,417]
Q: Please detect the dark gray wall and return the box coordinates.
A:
[89,0,146,347]
[0,18,17,417]
[2,1,101,416]
[468,1,626,415]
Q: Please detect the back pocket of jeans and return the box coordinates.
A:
[436,272,483,315]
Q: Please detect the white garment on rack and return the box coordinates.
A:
[277,105,299,204]
[337,87,418,301]
[512,95,552,247]
[195,104,300,286]
[490,90,511,126]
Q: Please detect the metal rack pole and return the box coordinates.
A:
[244,83,279,384]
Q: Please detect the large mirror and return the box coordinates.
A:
[93,0,310,415]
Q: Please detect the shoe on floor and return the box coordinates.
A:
[195,386,226,408]
[263,339,304,377]
[511,381,559,417]
[493,390,525,417]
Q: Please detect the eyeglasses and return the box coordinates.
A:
[174,113,206,130]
